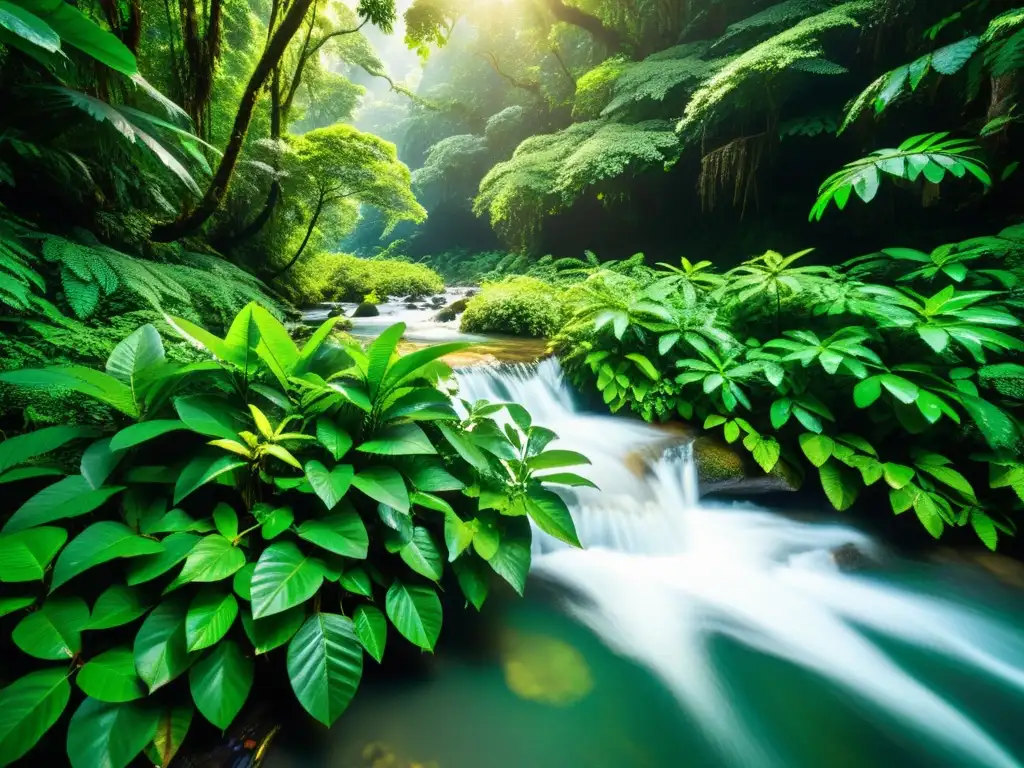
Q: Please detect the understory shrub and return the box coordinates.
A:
[460,277,566,338]
[0,305,591,767]
[282,252,444,304]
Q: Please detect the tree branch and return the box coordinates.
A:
[539,0,624,54]
[476,52,542,95]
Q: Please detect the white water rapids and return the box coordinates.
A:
[456,358,1024,768]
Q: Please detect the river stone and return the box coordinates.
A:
[434,297,469,322]
[352,302,379,317]
[623,433,800,497]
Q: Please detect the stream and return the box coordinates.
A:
[273,303,1024,768]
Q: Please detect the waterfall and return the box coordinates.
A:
[455,359,1024,768]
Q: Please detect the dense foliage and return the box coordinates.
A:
[0,306,591,766]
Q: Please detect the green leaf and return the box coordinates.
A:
[173,453,245,505]
[133,597,193,692]
[625,353,660,381]
[359,423,437,456]
[916,464,975,499]
[110,420,187,451]
[185,589,238,651]
[88,585,151,630]
[287,613,364,726]
[304,461,354,511]
[798,433,835,468]
[0,668,70,766]
[260,506,294,540]
[233,563,255,600]
[399,527,444,580]
[0,366,137,416]
[383,341,469,391]
[0,526,66,582]
[880,374,919,404]
[819,461,859,511]
[17,0,137,74]
[241,605,305,654]
[173,395,248,440]
[443,514,474,562]
[386,581,442,651]
[405,462,465,492]
[189,640,252,729]
[173,534,246,586]
[524,488,580,547]
[971,510,998,551]
[212,503,238,540]
[751,436,781,474]
[853,377,882,408]
[525,450,592,472]
[146,704,192,768]
[453,558,489,610]
[125,533,199,586]
[365,323,406,397]
[0,595,36,617]
[535,472,599,489]
[252,305,299,387]
[0,424,98,475]
[913,492,944,538]
[340,567,373,597]
[80,438,125,490]
[77,648,146,703]
[883,463,916,489]
[352,466,410,513]
[316,418,353,460]
[106,324,164,389]
[0,1,59,52]
[3,475,125,533]
[296,510,368,559]
[12,597,89,659]
[51,522,163,591]
[438,423,490,471]
[488,522,530,595]
[66,698,159,768]
[251,541,324,619]
[353,605,387,663]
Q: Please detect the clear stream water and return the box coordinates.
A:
[273,316,1024,768]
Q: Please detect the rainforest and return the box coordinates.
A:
[0,0,1023,766]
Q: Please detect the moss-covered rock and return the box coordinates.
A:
[352,302,380,318]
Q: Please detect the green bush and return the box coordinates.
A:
[0,305,590,767]
[553,230,1024,549]
[460,277,566,338]
[282,252,444,304]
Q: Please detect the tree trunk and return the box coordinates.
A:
[151,0,317,242]
[540,0,624,54]
[272,191,324,278]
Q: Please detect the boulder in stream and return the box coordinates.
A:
[352,302,380,318]
[434,297,469,323]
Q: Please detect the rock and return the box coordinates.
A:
[433,297,469,323]
[327,306,346,318]
[352,302,379,318]
[403,301,422,309]
[831,542,874,571]
[429,295,446,307]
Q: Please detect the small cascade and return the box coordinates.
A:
[453,358,1024,768]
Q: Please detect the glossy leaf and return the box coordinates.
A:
[146,704,192,767]
[133,597,192,692]
[173,453,245,505]
[304,461,354,511]
[385,580,442,651]
[0,424,98,475]
[287,613,364,726]
[523,488,580,547]
[185,589,238,651]
[77,648,146,703]
[353,605,386,662]
[352,466,410,512]
[173,534,246,584]
[109,420,187,451]
[66,698,158,768]
[296,510,369,559]
[251,541,324,619]
[399,527,444,580]
[125,533,199,585]
[3,475,125,533]
[88,585,151,630]
[12,597,89,659]
[241,605,305,654]
[359,423,437,456]
[316,418,353,460]
[51,522,163,591]
[189,640,253,729]
[0,526,66,582]
[0,668,70,766]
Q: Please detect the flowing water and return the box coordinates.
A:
[269,349,1024,768]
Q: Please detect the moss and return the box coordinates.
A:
[352,302,380,317]
[281,252,444,304]
[692,436,747,486]
[460,277,565,338]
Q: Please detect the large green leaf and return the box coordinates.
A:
[294,316,341,375]
[383,342,469,390]
[174,395,248,440]
[0,526,66,582]
[385,580,441,651]
[259,505,294,540]
[365,323,405,397]
[404,461,465,492]
[17,0,137,74]
[171,534,246,585]
[106,324,164,390]
[0,595,36,617]
[524,488,580,547]
[221,303,261,376]
[399,527,443,580]
[0,668,71,766]
[80,438,126,490]
[173,453,245,505]
[251,541,324,619]
[287,613,363,726]
[526,450,591,472]
[819,461,859,511]
[146,704,192,768]
[798,433,835,468]
[353,605,386,663]
[66,698,158,768]
[358,423,437,456]
[50,522,163,591]
[304,460,354,511]
[76,648,146,703]
[452,558,489,611]
[488,522,531,596]
[233,563,255,599]
[252,305,299,387]
[296,510,368,559]
[339,566,372,597]
[125,532,199,585]
[316,418,353,460]
[185,589,238,651]
[12,597,89,659]
[352,466,410,513]
[189,640,253,729]
[0,366,137,416]
[109,420,187,451]
[87,585,151,630]
[0,1,59,52]
[133,597,193,692]
[0,424,98,475]
[3,475,125,533]
[240,605,305,654]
